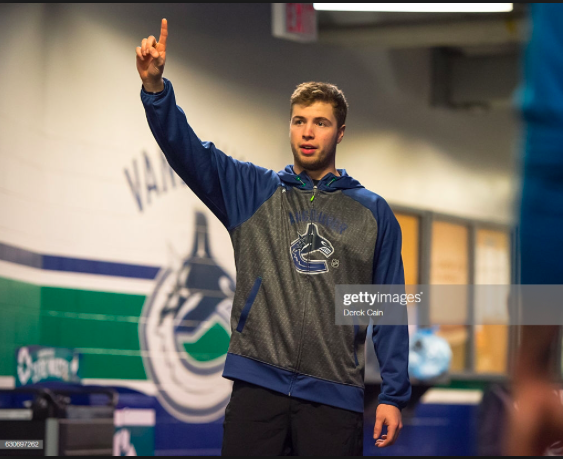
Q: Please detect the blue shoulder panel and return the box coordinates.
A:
[342,188,405,285]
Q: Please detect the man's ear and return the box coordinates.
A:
[289,110,295,138]
[337,125,346,144]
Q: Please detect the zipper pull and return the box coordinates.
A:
[310,186,317,202]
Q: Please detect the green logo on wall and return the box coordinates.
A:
[15,346,81,387]
[139,212,234,423]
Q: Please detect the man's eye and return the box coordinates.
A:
[318,122,324,126]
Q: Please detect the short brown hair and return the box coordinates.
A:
[290,82,348,128]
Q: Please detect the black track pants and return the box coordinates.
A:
[222,380,364,456]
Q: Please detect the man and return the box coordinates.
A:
[506,4,563,456]
[136,19,410,456]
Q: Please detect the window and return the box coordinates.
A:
[474,228,510,374]
[395,213,420,285]
[430,220,469,372]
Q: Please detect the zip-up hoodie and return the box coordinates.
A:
[141,79,411,413]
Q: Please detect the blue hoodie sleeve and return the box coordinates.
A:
[343,189,412,410]
[141,79,279,231]
[371,198,411,410]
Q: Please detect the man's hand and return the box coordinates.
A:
[136,18,168,93]
[374,404,403,448]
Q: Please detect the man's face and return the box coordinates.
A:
[290,101,345,173]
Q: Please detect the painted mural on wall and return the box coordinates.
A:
[140,212,234,423]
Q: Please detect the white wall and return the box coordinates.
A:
[0,3,519,278]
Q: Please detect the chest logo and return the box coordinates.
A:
[290,223,335,274]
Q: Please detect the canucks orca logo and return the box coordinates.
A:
[139,212,234,423]
[290,223,335,274]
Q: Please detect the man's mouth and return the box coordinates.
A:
[300,145,317,155]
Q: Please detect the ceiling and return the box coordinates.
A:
[315,4,528,50]
[317,3,527,29]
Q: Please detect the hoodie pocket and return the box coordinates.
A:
[236,277,262,333]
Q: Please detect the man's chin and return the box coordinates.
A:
[295,155,325,171]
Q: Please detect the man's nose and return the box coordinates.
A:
[302,123,315,139]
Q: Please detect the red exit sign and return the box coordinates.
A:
[272,3,317,42]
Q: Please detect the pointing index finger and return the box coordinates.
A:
[158,18,168,47]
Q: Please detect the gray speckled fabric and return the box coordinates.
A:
[229,186,377,389]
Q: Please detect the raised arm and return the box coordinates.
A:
[136,20,279,230]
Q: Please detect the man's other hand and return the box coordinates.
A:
[374,403,403,448]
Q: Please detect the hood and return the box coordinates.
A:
[278,165,364,191]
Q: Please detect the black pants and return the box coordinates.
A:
[222,380,364,456]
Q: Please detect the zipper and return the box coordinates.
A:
[307,186,317,274]
[289,185,318,396]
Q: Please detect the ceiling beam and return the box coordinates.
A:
[318,17,527,48]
